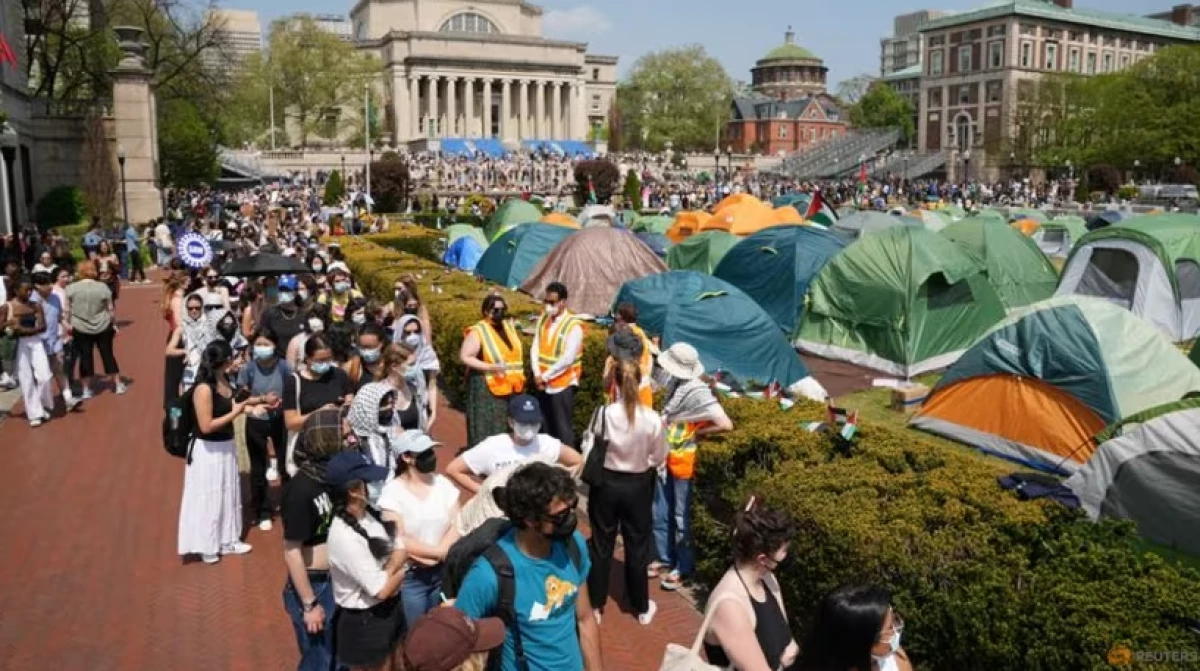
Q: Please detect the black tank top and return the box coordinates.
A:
[703,571,793,670]
[198,385,236,441]
[396,399,420,430]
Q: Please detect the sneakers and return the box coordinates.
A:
[661,570,682,591]
[0,373,16,390]
[81,387,94,400]
[65,394,82,411]
[638,600,658,626]
[115,381,128,395]
[258,517,273,532]
[647,561,666,579]
[266,464,279,482]
[201,553,220,564]
[30,418,44,428]
[220,541,253,555]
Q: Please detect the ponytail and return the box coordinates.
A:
[331,486,397,561]
[616,358,640,424]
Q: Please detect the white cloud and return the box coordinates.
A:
[543,6,612,38]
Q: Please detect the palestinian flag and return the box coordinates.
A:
[803,190,838,227]
[855,161,869,203]
[588,177,598,204]
[0,33,16,68]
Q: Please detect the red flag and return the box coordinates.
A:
[858,162,868,185]
[0,34,16,68]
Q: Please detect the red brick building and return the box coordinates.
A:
[722,29,849,155]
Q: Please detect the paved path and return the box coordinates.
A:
[0,279,700,670]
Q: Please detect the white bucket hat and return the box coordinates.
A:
[657,343,705,381]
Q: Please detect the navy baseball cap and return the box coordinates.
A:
[507,394,543,424]
[325,451,390,489]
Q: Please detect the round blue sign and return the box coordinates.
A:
[176,232,213,270]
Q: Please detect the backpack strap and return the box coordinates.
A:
[564,533,583,571]
[483,545,529,671]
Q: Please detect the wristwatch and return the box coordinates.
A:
[302,599,319,613]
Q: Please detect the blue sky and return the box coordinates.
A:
[243,0,1163,88]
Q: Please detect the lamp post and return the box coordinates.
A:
[117,145,130,225]
[963,150,971,184]
[712,150,720,196]
[1175,156,1183,181]
[366,148,374,214]
[1009,152,1016,181]
[1133,159,1140,184]
[340,152,346,183]
[902,152,910,185]
[725,145,733,193]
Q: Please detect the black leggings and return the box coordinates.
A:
[587,468,656,615]
[164,354,184,408]
[245,416,288,516]
[128,248,146,282]
[75,327,119,379]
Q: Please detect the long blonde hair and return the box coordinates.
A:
[614,358,640,424]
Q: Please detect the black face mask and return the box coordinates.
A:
[403,306,419,316]
[414,449,438,474]
[490,308,507,323]
[377,410,394,427]
[543,511,578,541]
[217,319,238,341]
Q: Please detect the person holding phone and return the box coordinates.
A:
[237,328,291,529]
[283,334,356,476]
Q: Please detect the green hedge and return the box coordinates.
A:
[691,399,1200,671]
[341,236,608,440]
[367,227,446,262]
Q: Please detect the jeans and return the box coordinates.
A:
[157,246,172,267]
[400,565,443,630]
[653,471,694,577]
[283,575,339,671]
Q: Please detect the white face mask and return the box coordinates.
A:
[872,631,902,667]
[543,303,558,317]
[307,318,324,333]
[512,422,539,443]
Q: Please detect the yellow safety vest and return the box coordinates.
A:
[535,311,585,391]
[468,320,526,397]
[666,421,709,480]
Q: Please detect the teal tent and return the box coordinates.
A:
[486,199,543,241]
[631,215,674,235]
[773,193,811,209]
[613,271,815,391]
[666,230,739,273]
[713,226,848,333]
[474,223,576,288]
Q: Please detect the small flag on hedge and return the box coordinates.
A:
[588,177,598,204]
[804,400,859,440]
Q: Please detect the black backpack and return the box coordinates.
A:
[441,517,583,671]
[163,387,199,463]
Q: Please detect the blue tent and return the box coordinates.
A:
[442,236,484,272]
[713,226,847,334]
[635,232,671,257]
[613,271,811,389]
[474,223,576,288]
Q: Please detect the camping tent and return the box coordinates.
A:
[773,193,811,209]
[666,211,713,243]
[1010,218,1041,237]
[713,226,847,334]
[579,204,617,227]
[713,202,795,236]
[474,223,576,288]
[446,224,488,249]
[631,215,674,235]
[796,227,1007,377]
[941,220,1058,309]
[1064,398,1200,556]
[613,271,825,397]
[714,193,760,212]
[1056,213,1200,341]
[486,199,543,241]
[1009,208,1049,223]
[971,209,1009,225]
[635,232,671,257]
[831,211,919,239]
[442,236,485,272]
[520,227,667,316]
[913,296,1200,474]
[666,230,740,274]
[1086,209,1124,230]
[1034,216,1088,258]
[909,209,951,231]
[540,212,581,229]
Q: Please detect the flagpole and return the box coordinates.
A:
[364,81,372,214]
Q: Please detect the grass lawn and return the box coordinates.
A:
[835,375,1200,572]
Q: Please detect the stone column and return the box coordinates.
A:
[428,75,439,137]
[393,71,410,145]
[572,80,587,140]
[463,77,475,137]
[408,76,420,140]
[501,79,513,141]
[534,80,546,139]
[550,81,562,140]
[110,26,163,223]
[482,79,493,139]
[518,80,530,141]
[446,76,458,137]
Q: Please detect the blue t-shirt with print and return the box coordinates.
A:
[455,529,591,671]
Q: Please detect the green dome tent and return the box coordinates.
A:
[831,211,921,239]
[713,225,847,334]
[941,220,1058,310]
[486,199,542,241]
[630,215,674,235]
[613,271,822,396]
[666,230,739,274]
[474,223,576,288]
[796,227,1007,377]
[446,223,489,249]
[1034,215,1088,259]
[1009,207,1049,223]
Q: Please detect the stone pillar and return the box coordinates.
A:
[427,75,439,137]
[518,80,530,140]
[534,80,546,140]
[483,79,493,139]
[393,71,410,144]
[446,76,457,137]
[550,81,562,140]
[463,77,475,137]
[501,79,513,141]
[110,26,163,224]
[572,80,587,140]
[408,76,420,141]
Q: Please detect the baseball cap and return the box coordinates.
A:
[327,261,351,276]
[389,430,441,455]
[278,275,298,290]
[507,394,542,424]
[402,607,507,671]
[324,450,390,489]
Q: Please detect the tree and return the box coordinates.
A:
[836,74,877,105]
[622,168,642,206]
[159,98,219,187]
[573,160,619,206]
[616,45,734,152]
[80,114,118,224]
[324,170,345,206]
[848,82,914,144]
[370,157,409,213]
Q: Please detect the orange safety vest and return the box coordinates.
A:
[535,311,585,391]
[467,319,526,397]
[666,420,710,479]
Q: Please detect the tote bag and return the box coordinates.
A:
[658,593,742,671]
[579,406,609,488]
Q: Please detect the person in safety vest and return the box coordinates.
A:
[459,294,526,448]
[602,303,655,409]
[530,282,585,448]
[652,342,732,591]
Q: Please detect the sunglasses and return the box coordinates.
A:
[542,503,577,525]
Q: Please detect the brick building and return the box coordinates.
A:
[722,29,848,155]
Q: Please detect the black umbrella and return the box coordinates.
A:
[220,252,309,277]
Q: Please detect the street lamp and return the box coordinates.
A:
[340,152,346,182]
[1065,159,1073,181]
[1009,152,1016,181]
[963,149,971,183]
[902,152,910,184]
[117,145,130,225]
[1133,159,1140,183]
[725,145,733,193]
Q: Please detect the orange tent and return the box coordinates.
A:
[540,212,580,229]
[714,193,760,213]
[773,206,804,225]
[704,202,780,236]
[1011,218,1040,236]
[665,211,712,244]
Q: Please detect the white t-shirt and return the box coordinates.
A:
[377,474,460,546]
[460,434,562,478]
[328,513,397,609]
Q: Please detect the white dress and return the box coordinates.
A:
[177,395,243,555]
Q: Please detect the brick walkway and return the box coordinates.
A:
[0,279,700,670]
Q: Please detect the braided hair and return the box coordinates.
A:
[330,482,398,561]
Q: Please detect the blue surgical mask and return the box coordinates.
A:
[359,347,381,363]
[403,334,421,348]
[277,291,295,304]
[253,345,275,361]
[334,281,351,293]
[309,361,333,375]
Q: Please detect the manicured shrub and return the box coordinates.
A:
[1086,164,1121,194]
[622,168,642,208]
[324,170,346,206]
[370,157,410,213]
[1117,185,1138,201]
[573,159,619,206]
[36,186,88,230]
